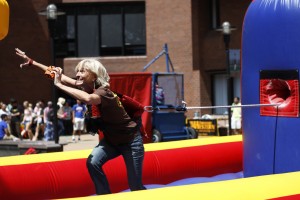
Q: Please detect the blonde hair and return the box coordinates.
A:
[58,97,66,105]
[23,101,29,108]
[75,59,110,88]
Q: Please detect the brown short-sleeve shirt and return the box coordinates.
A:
[93,87,138,145]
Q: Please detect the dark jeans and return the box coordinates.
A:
[10,120,21,139]
[58,119,65,136]
[86,133,146,195]
[62,119,73,135]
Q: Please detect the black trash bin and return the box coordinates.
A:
[218,127,228,136]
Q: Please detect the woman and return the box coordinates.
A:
[61,100,73,136]
[15,48,146,195]
[21,100,34,140]
[32,101,44,141]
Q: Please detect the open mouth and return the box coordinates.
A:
[76,79,84,86]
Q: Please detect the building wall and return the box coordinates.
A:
[145,0,197,116]
[0,0,52,104]
[0,0,251,117]
[198,0,251,116]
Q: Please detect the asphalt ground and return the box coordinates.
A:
[59,133,99,151]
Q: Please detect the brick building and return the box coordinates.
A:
[0,0,251,117]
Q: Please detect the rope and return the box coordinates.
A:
[143,103,281,112]
[184,103,281,110]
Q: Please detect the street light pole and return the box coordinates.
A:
[222,21,233,135]
[39,4,64,143]
[48,5,59,144]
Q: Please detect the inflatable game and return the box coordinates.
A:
[2,0,300,199]
[0,136,242,199]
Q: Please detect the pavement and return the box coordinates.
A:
[59,133,99,152]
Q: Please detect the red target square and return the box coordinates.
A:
[260,70,299,117]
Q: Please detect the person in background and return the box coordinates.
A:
[72,99,86,142]
[61,100,73,135]
[57,97,66,136]
[0,114,19,141]
[231,96,242,135]
[0,114,9,140]
[0,102,9,121]
[32,101,44,141]
[155,83,165,105]
[9,98,23,139]
[43,101,54,141]
[0,103,12,137]
[6,98,14,114]
[21,100,34,140]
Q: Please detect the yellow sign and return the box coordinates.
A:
[188,119,216,135]
[0,0,9,40]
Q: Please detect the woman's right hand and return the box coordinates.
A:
[15,48,33,68]
[53,67,63,87]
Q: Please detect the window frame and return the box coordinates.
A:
[55,2,146,58]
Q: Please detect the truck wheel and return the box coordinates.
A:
[152,129,162,142]
[186,127,198,139]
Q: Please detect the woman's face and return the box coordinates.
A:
[76,67,96,92]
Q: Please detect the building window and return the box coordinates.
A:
[212,73,241,115]
[55,2,146,58]
[213,74,228,115]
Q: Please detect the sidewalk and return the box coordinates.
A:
[59,134,99,151]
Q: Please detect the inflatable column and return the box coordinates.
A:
[242,0,300,177]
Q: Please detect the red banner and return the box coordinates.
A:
[109,72,152,143]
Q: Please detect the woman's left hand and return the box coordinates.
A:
[15,48,32,68]
[53,67,63,86]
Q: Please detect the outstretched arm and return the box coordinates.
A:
[15,48,77,87]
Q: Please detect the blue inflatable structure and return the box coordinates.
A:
[242,0,300,177]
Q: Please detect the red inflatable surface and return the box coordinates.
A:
[0,141,242,199]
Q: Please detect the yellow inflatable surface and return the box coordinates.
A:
[0,135,242,166]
